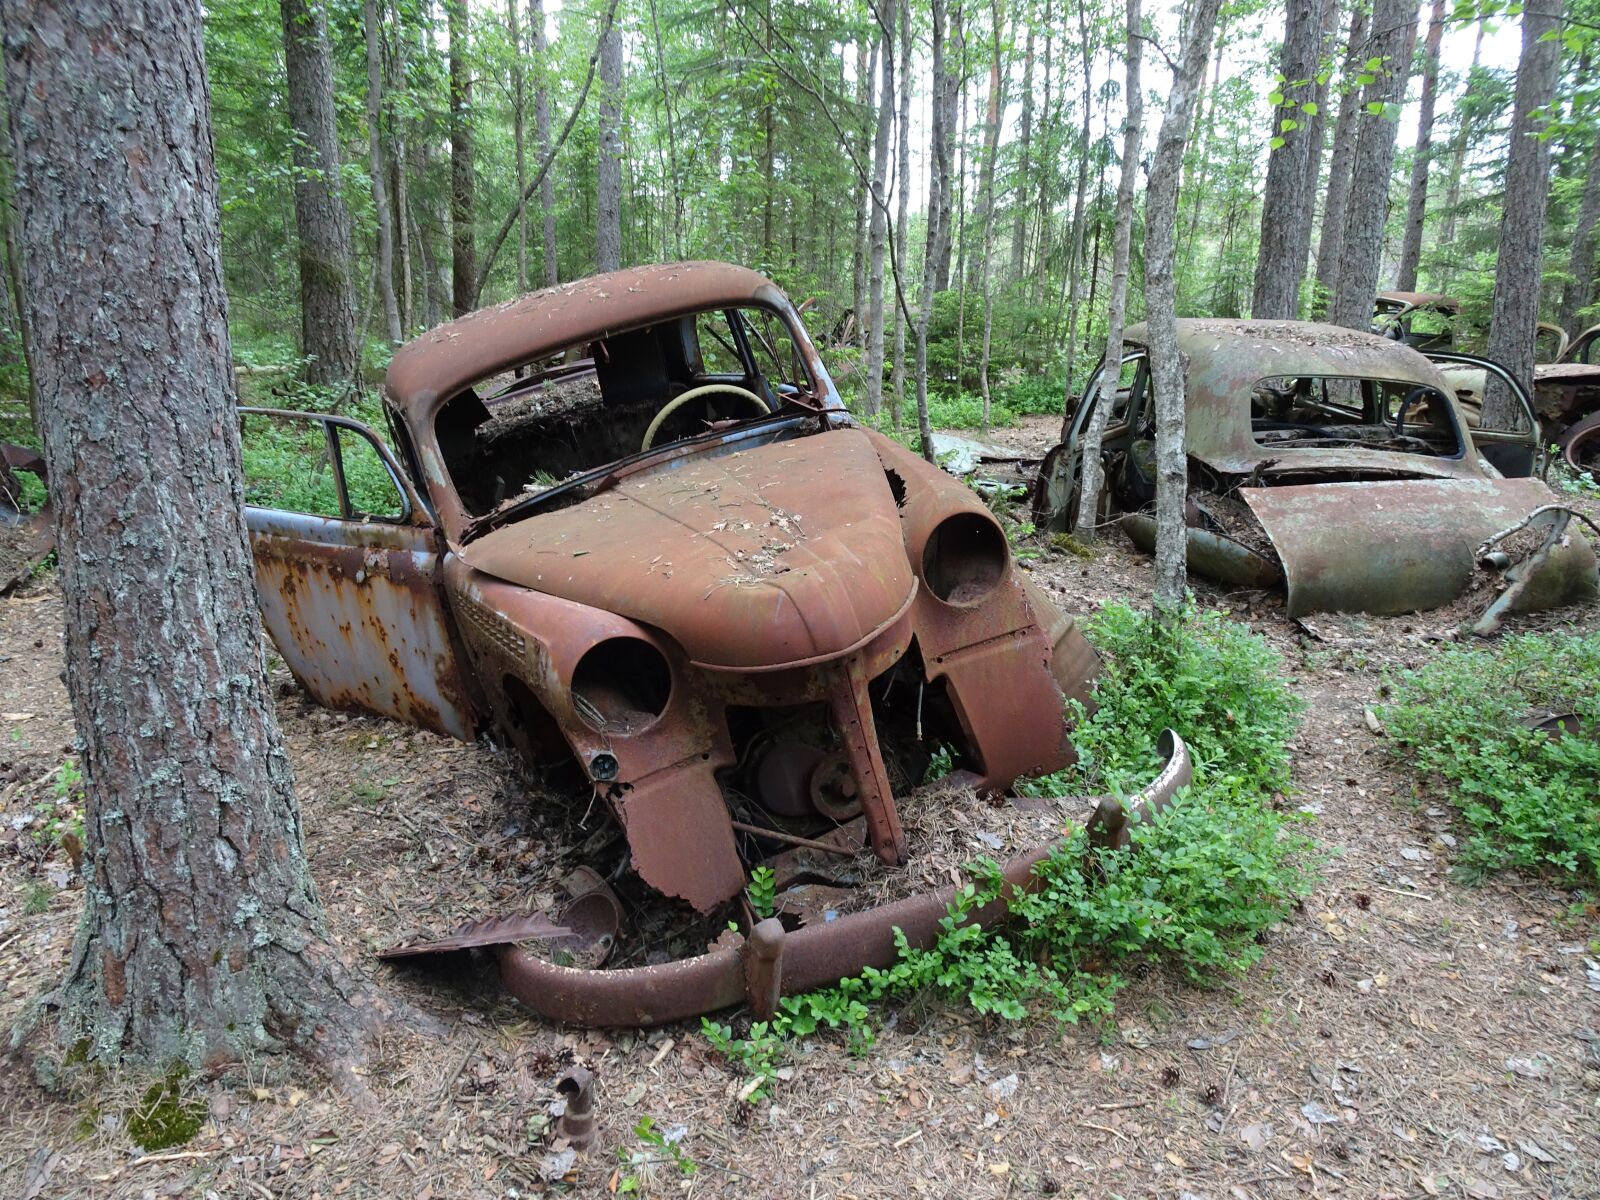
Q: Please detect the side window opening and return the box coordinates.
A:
[241,410,408,521]
[1248,375,1464,459]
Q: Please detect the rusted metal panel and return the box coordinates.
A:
[248,508,477,739]
[0,441,53,595]
[388,732,1193,1027]
[1120,512,1283,590]
[1241,477,1599,618]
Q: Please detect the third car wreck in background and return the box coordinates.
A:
[1033,319,1599,620]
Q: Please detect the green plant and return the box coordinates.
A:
[1381,632,1600,882]
[33,759,85,848]
[125,1071,206,1152]
[615,1115,697,1192]
[23,883,53,916]
[745,865,776,919]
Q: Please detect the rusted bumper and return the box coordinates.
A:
[399,731,1192,1028]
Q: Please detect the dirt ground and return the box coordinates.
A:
[3,423,1599,1199]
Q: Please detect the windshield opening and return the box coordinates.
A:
[436,304,820,518]
[1248,375,1465,459]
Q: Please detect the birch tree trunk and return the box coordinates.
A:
[1149,0,1224,610]
[1312,3,1367,314]
[596,19,623,272]
[1072,0,1141,541]
[448,0,477,315]
[280,0,360,387]
[891,0,912,427]
[865,3,896,418]
[1395,0,1446,292]
[1484,0,1565,426]
[364,0,402,344]
[1328,0,1418,331]
[532,0,557,285]
[1,0,384,1070]
[1251,0,1327,319]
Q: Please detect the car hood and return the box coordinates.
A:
[458,429,916,670]
[1241,476,1599,618]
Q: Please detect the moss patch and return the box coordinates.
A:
[126,1072,206,1151]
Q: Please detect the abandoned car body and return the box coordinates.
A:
[1033,319,1598,619]
[241,262,1184,1023]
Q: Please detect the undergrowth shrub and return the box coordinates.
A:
[1381,632,1600,882]
[706,602,1315,1097]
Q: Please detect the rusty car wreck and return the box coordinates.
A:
[1033,319,1598,620]
[240,261,1190,1025]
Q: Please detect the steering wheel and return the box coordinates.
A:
[640,383,771,451]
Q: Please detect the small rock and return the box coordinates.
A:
[1501,1152,1520,1172]
[1475,1134,1506,1153]
[985,1073,1018,1102]
[1239,1122,1272,1151]
[1300,1101,1340,1125]
[1505,1056,1549,1079]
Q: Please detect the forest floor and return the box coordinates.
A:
[2,420,1599,1199]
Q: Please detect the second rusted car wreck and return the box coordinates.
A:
[1033,319,1598,619]
[241,262,1188,1024]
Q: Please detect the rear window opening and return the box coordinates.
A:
[435,304,820,518]
[1248,375,1464,459]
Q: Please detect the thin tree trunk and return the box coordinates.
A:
[389,0,415,331]
[978,0,1005,428]
[1311,3,1368,314]
[364,0,402,344]
[1149,0,1224,610]
[1395,0,1446,292]
[891,1,912,427]
[1,0,382,1069]
[1328,0,1418,330]
[865,2,895,417]
[853,40,872,337]
[1437,20,1484,256]
[1251,0,1327,319]
[1297,0,1338,285]
[933,5,963,293]
[1033,4,1055,307]
[1013,22,1035,283]
[1073,0,1141,540]
[531,0,557,286]
[917,0,958,463]
[1484,0,1565,425]
[596,16,622,273]
[448,0,477,315]
[648,0,684,258]
[508,0,527,293]
[1558,133,1600,334]
[280,0,360,387]
[1059,0,1093,435]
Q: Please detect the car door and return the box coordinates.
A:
[240,406,477,739]
[1426,351,1540,478]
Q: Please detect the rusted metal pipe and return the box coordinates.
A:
[729,820,858,856]
[555,1066,597,1150]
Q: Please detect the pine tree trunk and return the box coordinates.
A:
[933,5,963,294]
[508,0,528,293]
[1013,24,1035,283]
[1251,0,1326,319]
[865,3,896,418]
[448,0,477,315]
[1033,7,1056,307]
[530,0,557,286]
[891,3,913,427]
[1484,0,1565,425]
[364,0,402,344]
[1558,133,1600,334]
[1073,0,1141,540]
[596,21,623,272]
[389,0,416,332]
[280,0,360,388]
[1296,0,1338,282]
[1,0,382,1070]
[977,0,1005,428]
[648,0,684,258]
[853,41,872,337]
[1437,21,1484,257]
[1328,0,1418,330]
[1059,0,1093,437]
[1311,3,1368,314]
[1395,0,1445,292]
[1149,0,1223,610]
[916,0,956,463]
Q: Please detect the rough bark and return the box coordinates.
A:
[364,0,402,344]
[508,0,528,293]
[1073,0,1141,541]
[1149,0,1223,610]
[280,0,360,388]
[1,0,382,1070]
[1395,0,1446,292]
[865,3,895,417]
[933,5,964,293]
[1311,3,1367,314]
[1328,0,1418,331]
[916,0,957,463]
[389,0,416,331]
[1251,0,1327,319]
[1485,0,1565,426]
[532,0,557,285]
[1296,0,1338,283]
[1558,135,1600,334]
[891,2,913,427]
[596,19,623,273]
[853,41,872,337]
[1059,0,1093,438]
[448,0,477,316]
[978,0,1005,427]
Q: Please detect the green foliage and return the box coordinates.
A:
[1382,632,1600,882]
[239,394,404,519]
[33,758,85,850]
[615,1115,698,1191]
[704,602,1314,1101]
[126,1071,207,1152]
[22,883,53,916]
[745,865,776,919]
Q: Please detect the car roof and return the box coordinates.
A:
[1374,290,1459,309]
[384,260,788,428]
